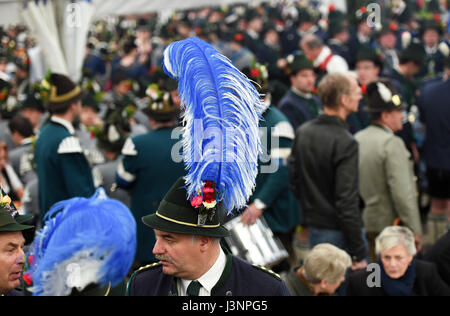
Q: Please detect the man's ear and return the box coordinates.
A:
[198,236,212,252]
[340,93,349,108]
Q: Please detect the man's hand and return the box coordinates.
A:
[240,203,263,226]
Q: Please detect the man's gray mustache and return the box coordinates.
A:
[155,254,172,263]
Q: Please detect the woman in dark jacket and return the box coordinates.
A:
[346,226,450,296]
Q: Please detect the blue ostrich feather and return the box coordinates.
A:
[163,36,265,215]
[26,188,136,296]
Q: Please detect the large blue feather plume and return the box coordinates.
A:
[26,188,136,296]
[163,37,265,215]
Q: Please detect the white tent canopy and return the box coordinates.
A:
[0,0,346,81]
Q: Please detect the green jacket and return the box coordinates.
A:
[116,127,186,262]
[355,125,422,234]
[250,107,301,233]
[34,117,95,219]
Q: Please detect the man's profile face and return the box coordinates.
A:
[0,231,25,294]
[152,229,202,280]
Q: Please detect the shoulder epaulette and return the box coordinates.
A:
[57,136,83,154]
[136,262,162,274]
[272,121,295,140]
[126,262,162,296]
[252,264,282,281]
[121,138,138,156]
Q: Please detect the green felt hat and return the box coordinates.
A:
[356,44,383,69]
[288,53,314,75]
[365,78,407,113]
[0,191,33,232]
[142,177,230,237]
[400,41,426,65]
[143,83,179,121]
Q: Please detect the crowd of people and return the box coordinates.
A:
[0,0,450,296]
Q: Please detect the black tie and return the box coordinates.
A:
[186,280,202,296]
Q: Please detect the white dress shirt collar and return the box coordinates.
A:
[51,116,75,135]
[179,247,227,296]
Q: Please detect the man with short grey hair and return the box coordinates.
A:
[283,243,352,296]
[289,72,368,270]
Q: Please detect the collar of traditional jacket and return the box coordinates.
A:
[50,116,75,135]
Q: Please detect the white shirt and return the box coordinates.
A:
[177,247,227,296]
[50,116,75,135]
[314,46,349,73]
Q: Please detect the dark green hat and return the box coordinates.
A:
[328,17,349,37]
[365,78,407,113]
[287,53,314,75]
[143,83,179,121]
[356,45,383,69]
[420,19,444,36]
[0,192,33,232]
[21,89,45,113]
[400,41,426,65]
[47,73,84,113]
[81,93,100,112]
[142,177,230,238]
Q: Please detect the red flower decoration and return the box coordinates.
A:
[390,22,398,32]
[361,85,367,95]
[0,92,5,100]
[191,195,203,208]
[416,0,424,7]
[328,4,336,12]
[360,6,367,14]
[234,33,244,42]
[250,69,260,78]
[28,254,35,266]
[23,273,33,285]
[433,14,441,23]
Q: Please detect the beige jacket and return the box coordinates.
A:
[355,125,422,234]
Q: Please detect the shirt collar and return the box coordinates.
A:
[50,116,75,135]
[291,88,312,99]
[180,247,227,295]
[425,45,438,55]
[20,137,33,146]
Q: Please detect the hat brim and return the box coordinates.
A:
[364,102,407,113]
[142,213,230,238]
[0,222,34,232]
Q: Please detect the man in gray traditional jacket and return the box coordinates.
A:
[355,79,422,261]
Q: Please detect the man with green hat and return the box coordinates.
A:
[127,177,291,296]
[419,19,447,79]
[385,38,426,163]
[34,73,95,219]
[127,36,290,296]
[116,83,185,267]
[0,191,33,296]
[347,45,383,134]
[278,54,322,131]
[355,78,422,261]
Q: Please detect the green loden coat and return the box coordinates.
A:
[355,124,422,235]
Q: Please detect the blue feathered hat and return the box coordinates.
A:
[143,36,265,231]
[25,188,137,296]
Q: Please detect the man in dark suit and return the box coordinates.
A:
[127,177,291,296]
[417,56,450,245]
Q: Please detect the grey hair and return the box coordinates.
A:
[302,243,352,284]
[301,34,324,50]
[375,226,417,257]
[191,235,221,244]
